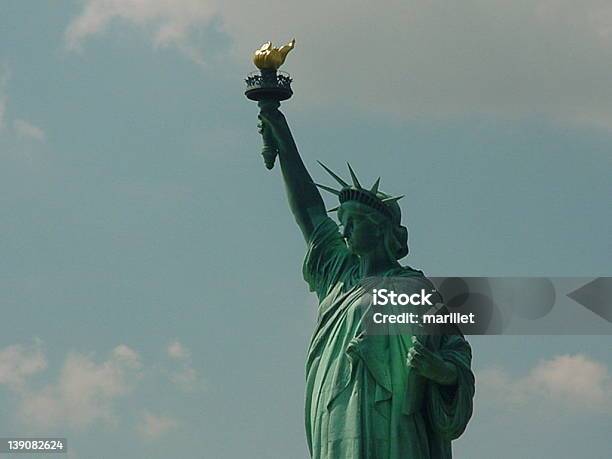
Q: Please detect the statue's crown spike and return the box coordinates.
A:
[346,162,362,189]
[317,161,349,188]
[315,183,340,196]
[370,177,381,195]
[381,195,404,204]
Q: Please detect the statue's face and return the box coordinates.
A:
[339,203,383,256]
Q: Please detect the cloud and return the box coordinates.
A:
[136,411,178,439]
[170,366,198,391]
[16,345,142,429]
[65,0,218,65]
[66,0,612,129]
[0,342,47,391]
[13,119,46,142]
[113,344,141,365]
[478,354,612,413]
[219,0,612,128]
[165,341,201,391]
[0,342,202,436]
[0,67,46,146]
[167,340,189,360]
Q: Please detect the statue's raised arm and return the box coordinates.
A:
[245,39,326,241]
[258,104,327,241]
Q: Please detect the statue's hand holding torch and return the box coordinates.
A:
[257,101,281,169]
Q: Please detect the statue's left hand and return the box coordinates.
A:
[407,336,458,386]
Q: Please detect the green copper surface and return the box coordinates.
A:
[257,106,475,459]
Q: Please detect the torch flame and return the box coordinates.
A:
[253,39,295,70]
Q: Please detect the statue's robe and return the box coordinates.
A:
[303,217,474,459]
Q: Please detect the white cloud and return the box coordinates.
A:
[478,354,612,413]
[219,0,612,127]
[65,0,218,65]
[170,366,199,391]
[17,345,142,429]
[0,341,203,435]
[0,67,47,146]
[0,343,47,391]
[66,0,612,129]
[113,344,141,366]
[529,354,610,407]
[167,340,189,360]
[136,411,178,439]
[165,341,201,391]
[13,119,46,142]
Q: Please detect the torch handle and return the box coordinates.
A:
[258,100,281,170]
[261,144,278,170]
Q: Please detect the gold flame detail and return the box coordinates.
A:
[253,39,295,70]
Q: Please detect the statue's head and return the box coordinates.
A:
[316,162,409,260]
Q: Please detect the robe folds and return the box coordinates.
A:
[303,217,474,459]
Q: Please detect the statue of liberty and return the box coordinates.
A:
[250,41,475,459]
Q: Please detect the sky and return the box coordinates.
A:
[0,1,611,458]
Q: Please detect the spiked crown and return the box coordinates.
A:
[315,162,404,224]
